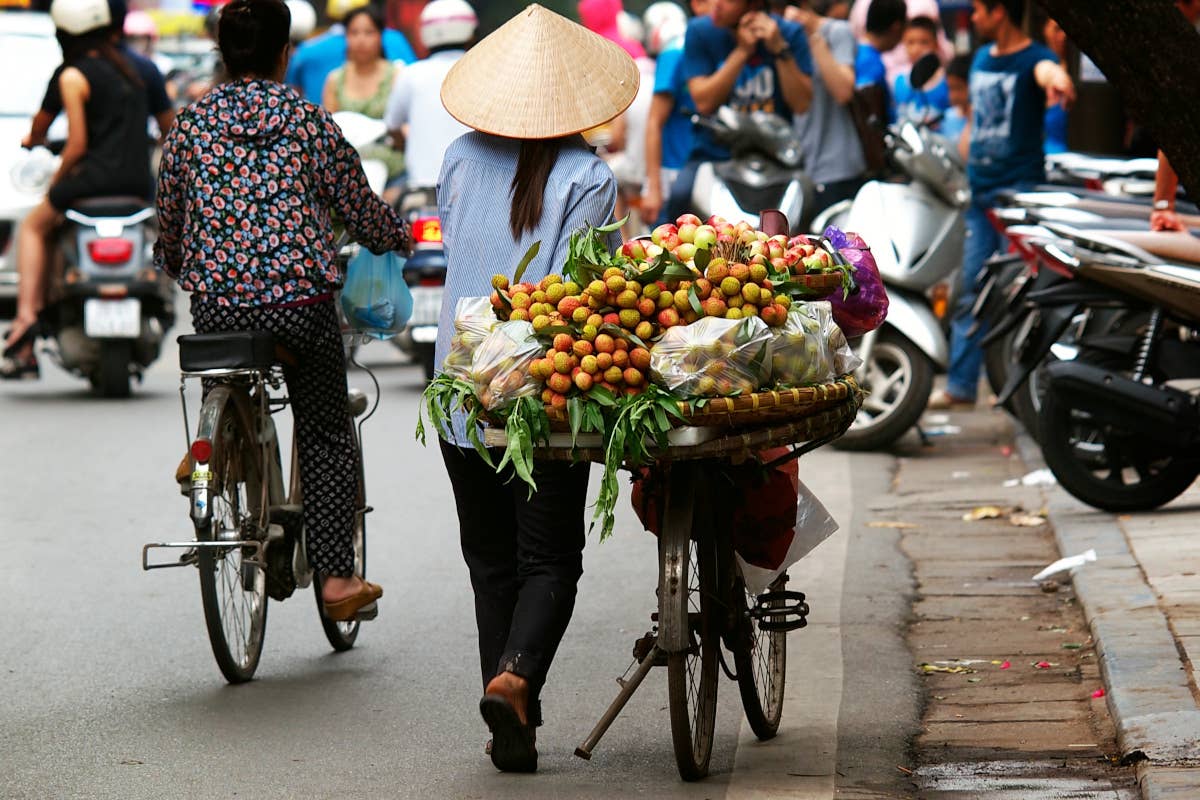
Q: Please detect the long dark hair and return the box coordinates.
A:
[510,138,566,239]
[343,5,386,61]
[219,0,291,78]
[56,29,142,87]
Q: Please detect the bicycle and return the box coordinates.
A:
[142,328,380,683]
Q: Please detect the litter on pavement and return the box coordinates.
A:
[1031,549,1098,582]
[1004,468,1057,487]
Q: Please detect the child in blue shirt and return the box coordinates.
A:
[855,0,906,123]
[892,16,950,125]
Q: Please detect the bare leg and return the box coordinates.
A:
[5,199,60,354]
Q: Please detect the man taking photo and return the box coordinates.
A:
[662,0,814,222]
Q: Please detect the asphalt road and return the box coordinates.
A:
[0,323,915,800]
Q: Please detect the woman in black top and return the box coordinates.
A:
[2,0,151,379]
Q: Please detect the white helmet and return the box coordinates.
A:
[420,0,477,50]
[285,0,317,42]
[643,1,687,56]
[617,10,644,46]
[51,0,113,36]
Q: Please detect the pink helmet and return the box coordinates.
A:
[123,9,157,39]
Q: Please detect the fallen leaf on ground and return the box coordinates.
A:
[1009,512,1046,527]
[967,677,982,683]
[897,766,914,775]
[1061,642,1084,650]
[919,663,976,674]
[963,506,1008,521]
[868,521,918,529]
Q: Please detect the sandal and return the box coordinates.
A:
[3,319,43,360]
[320,579,383,621]
[479,694,538,773]
[0,351,38,380]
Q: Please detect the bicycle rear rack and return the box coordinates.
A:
[142,540,264,571]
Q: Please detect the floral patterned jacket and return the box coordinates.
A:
[154,78,409,306]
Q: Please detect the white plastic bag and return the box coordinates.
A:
[468,321,544,411]
[770,301,861,386]
[736,479,839,596]
[648,316,773,397]
[442,296,497,380]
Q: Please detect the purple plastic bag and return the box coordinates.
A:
[823,226,888,338]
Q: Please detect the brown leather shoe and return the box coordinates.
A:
[321,580,383,621]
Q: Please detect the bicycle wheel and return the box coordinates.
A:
[197,399,268,684]
[732,574,787,740]
[660,464,719,782]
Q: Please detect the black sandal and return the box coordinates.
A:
[0,351,38,380]
[479,694,537,773]
[2,319,43,360]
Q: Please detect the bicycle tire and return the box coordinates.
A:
[197,396,268,684]
[315,421,366,651]
[732,574,787,740]
[661,464,719,781]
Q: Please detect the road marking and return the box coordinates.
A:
[727,450,852,800]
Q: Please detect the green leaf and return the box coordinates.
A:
[568,395,583,445]
[688,285,702,315]
[596,214,630,234]
[587,385,617,407]
[513,240,541,284]
[694,247,711,271]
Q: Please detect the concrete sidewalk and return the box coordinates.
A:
[1020,436,1200,799]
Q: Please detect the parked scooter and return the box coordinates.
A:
[823,118,970,450]
[1026,226,1200,510]
[689,107,816,235]
[393,187,445,381]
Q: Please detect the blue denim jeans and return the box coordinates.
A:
[946,186,1021,400]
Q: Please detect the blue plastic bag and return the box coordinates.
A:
[340,249,413,340]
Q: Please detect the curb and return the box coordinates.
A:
[1015,431,1200,798]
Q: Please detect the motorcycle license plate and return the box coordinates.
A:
[409,286,443,327]
[84,298,141,338]
[410,326,438,343]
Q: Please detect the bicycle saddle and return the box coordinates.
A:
[178,331,277,371]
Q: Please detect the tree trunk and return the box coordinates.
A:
[1035,0,1200,200]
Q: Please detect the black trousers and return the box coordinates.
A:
[191,296,359,576]
[439,439,590,727]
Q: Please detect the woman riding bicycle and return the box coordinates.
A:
[435,5,635,773]
[154,0,409,621]
[2,0,153,379]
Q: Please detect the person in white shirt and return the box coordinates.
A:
[383,0,475,205]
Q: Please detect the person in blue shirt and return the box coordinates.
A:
[662,0,813,223]
[892,16,950,124]
[931,0,1075,409]
[855,0,905,121]
[939,53,971,153]
[641,1,709,225]
[285,0,415,103]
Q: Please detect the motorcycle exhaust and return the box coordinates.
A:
[1044,360,1200,450]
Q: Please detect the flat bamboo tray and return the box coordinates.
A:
[482,391,861,465]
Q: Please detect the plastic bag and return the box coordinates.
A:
[771,302,861,386]
[823,227,888,338]
[648,316,773,397]
[339,249,412,340]
[442,296,497,380]
[468,320,544,410]
[736,473,839,596]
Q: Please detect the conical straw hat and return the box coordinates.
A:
[441,4,640,140]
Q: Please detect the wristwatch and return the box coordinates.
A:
[1153,199,1172,211]
[773,44,794,61]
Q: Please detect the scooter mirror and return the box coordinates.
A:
[910,53,940,91]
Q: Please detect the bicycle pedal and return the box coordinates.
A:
[751,589,810,632]
[354,602,378,621]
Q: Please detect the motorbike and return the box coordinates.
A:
[1026,226,1200,510]
[11,144,173,396]
[689,107,816,235]
[821,118,970,450]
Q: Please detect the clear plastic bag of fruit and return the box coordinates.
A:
[468,321,545,410]
[648,315,773,397]
[442,296,497,380]
[770,301,862,386]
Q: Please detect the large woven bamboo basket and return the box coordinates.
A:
[540,376,861,430]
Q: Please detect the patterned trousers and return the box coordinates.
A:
[190,296,359,576]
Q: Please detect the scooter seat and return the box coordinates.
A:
[1100,230,1200,266]
[178,331,277,372]
[68,196,153,218]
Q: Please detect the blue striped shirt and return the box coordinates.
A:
[435,131,621,445]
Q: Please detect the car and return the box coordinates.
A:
[0,11,62,307]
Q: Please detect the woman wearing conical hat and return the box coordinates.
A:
[434,4,638,774]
